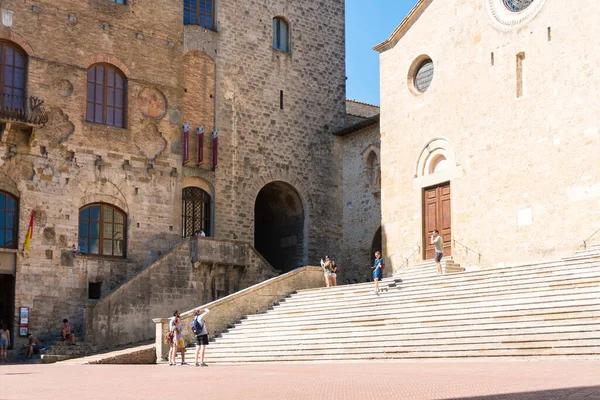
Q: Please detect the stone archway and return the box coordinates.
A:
[254,181,305,273]
[371,226,382,260]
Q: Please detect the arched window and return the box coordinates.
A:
[79,203,126,257]
[366,151,381,190]
[86,64,126,128]
[182,187,211,237]
[272,17,290,52]
[184,0,215,30]
[0,41,27,111]
[0,191,18,249]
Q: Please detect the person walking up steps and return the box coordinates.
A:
[431,230,443,274]
[372,251,384,295]
[192,308,211,367]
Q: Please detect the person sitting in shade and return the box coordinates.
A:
[24,332,42,359]
[60,319,76,345]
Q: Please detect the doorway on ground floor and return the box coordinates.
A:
[423,182,452,260]
[0,273,15,348]
[254,181,305,273]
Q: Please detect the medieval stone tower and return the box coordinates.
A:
[0,0,346,340]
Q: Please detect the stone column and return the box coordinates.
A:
[153,318,170,362]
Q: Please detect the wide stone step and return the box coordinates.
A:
[265,270,600,314]
[231,289,600,329]
[206,330,600,355]
[219,310,600,341]
[201,340,600,359]
[217,310,600,342]
[224,301,600,337]
[199,346,600,363]
[270,269,600,312]
[292,265,599,305]
[293,258,600,300]
[274,272,600,312]
[214,317,600,346]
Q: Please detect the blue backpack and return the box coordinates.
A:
[190,318,204,336]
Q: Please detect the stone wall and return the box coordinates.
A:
[346,100,380,120]
[154,265,325,360]
[378,0,600,270]
[340,123,381,283]
[86,236,277,350]
[182,0,347,262]
[89,344,156,365]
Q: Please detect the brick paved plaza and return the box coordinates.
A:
[1,360,599,400]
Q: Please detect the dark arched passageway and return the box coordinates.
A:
[254,181,305,273]
[371,226,382,260]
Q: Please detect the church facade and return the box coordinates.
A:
[376,0,600,271]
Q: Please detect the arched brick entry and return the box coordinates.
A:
[371,226,382,259]
[254,181,305,273]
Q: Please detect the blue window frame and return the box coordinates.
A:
[79,203,126,257]
[184,0,215,30]
[272,17,290,52]
[0,191,17,249]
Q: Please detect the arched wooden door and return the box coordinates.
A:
[423,182,452,259]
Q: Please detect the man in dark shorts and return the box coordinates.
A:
[25,332,42,359]
[193,308,210,367]
[431,230,443,274]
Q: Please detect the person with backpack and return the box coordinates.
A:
[191,308,210,367]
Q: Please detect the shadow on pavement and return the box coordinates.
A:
[446,385,600,400]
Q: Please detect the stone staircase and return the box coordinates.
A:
[393,256,465,277]
[564,243,600,260]
[177,253,600,363]
[40,340,97,363]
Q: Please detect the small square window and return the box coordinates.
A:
[89,282,102,300]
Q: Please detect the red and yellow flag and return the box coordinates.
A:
[24,210,34,250]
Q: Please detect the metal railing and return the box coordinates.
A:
[0,93,48,126]
[579,227,600,250]
[393,246,421,274]
[453,239,482,263]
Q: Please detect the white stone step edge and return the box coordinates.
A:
[225,298,600,334]
[201,343,600,360]
[234,289,600,328]
[220,308,600,339]
[294,259,600,301]
[269,271,600,312]
[206,331,600,353]
[214,318,600,345]
[295,258,600,298]
[259,277,600,319]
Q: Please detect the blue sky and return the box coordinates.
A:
[345,0,419,105]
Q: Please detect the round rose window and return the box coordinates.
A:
[414,60,434,93]
[502,0,534,12]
